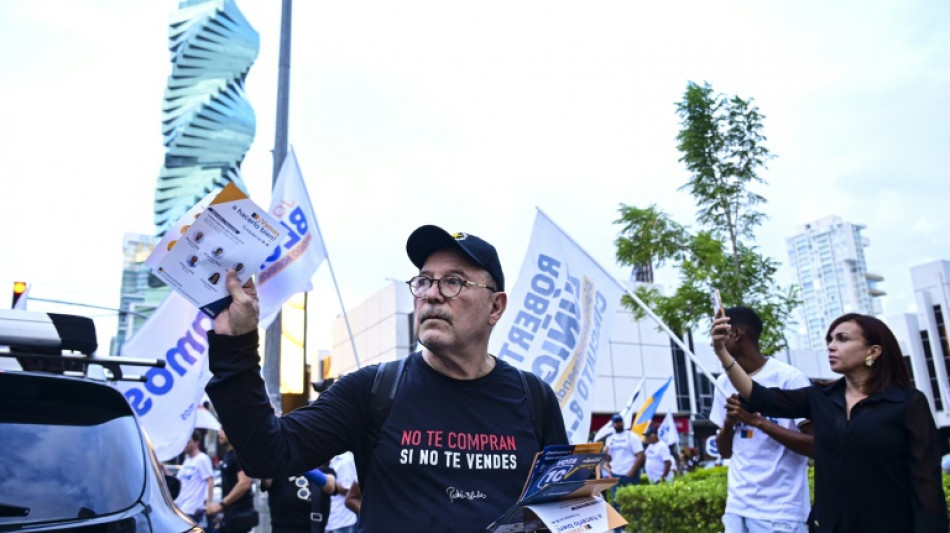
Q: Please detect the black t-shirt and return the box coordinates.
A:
[220,449,254,513]
[220,448,256,533]
[206,333,568,533]
[266,465,335,533]
[359,353,556,531]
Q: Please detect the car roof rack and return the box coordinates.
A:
[0,309,165,382]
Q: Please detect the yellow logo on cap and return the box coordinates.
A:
[452,232,468,240]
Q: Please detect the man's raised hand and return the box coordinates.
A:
[213,269,259,336]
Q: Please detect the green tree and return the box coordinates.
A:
[614,81,798,355]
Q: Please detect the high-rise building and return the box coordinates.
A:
[154,0,260,236]
[113,233,163,355]
[883,260,950,433]
[117,0,258,349]
[786,215,886,351]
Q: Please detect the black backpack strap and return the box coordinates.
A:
[368,357,408,447]
[518,369,547,444]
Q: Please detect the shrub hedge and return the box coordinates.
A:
[613,467,950,533]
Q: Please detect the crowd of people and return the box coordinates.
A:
[167,224,946,532]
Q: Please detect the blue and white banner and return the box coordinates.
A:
[117,291,213,461]
[258,148,327,329]
[490,210,623,444]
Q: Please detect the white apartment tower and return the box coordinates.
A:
[786,215,886,351]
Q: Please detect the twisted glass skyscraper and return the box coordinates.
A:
[154,0,259,236]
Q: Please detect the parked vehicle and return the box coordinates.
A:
[0,309,201,532]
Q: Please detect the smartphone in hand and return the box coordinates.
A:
[712,289,722,317]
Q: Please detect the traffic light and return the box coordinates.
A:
[11,281,27,309]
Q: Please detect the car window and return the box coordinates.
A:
[0,375,147,527]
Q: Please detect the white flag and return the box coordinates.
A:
[591,377,644,443]
[116,291,214,461]
[258,148,327,328]
[490,209,623,444]
[658,411,679,447]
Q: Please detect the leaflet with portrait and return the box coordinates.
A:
[146,183,283,318]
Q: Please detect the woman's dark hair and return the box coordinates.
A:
[825,313,911,395]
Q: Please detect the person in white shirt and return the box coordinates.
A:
[326,452,358,533]
[604,413,645,484]
[710,306,814,533]
[173,430,214,525]
[643,427,673,483]
[603,412,645,527]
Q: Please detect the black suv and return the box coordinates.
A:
[0,310,200,532]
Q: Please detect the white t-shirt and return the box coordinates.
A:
[174,451,214,514]
[710,357,811,522]
[644,441,673,483]
[326,452,358,530]
[604,429,643,476]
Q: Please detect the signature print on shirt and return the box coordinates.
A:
[446,487,488,502]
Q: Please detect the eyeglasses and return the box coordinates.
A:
[406,275,497,299]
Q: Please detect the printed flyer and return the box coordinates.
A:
[148,183,283,318]
[486,443,626,532]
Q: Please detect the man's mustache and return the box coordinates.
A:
[419,308,452,324]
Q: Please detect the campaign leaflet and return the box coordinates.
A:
[148,183,283,318]
[486,443,624,532]
[146,188,220,273]
[518,443,604,502]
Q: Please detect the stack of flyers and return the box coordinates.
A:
[487,442,623,533]
[518,443,606,505]
[146,183,283,318]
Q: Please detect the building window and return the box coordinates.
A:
[671,339,691,413]
[921,330,943,410]
[933,305,950,378]
[693,367,715,419]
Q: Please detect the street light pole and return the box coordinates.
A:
[264,0,293,415]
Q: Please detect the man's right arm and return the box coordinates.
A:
[205,271,374,478]
[715,421,736,459]
[205,329,376,478]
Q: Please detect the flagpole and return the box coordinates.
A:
[323,247,361,369]
[303,292,309,393]
[308,216,360,369]
[623,287,729,398]
[264,0,293,415]
[535,207,728,397]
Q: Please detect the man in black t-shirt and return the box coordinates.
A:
[206,225,568,532]
[262,464,336,533]
[206,428,257,533]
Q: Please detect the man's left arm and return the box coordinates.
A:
[205,470,253,515]
[629,451,645,478]
[661,458,671,481]
[627,436,645,477]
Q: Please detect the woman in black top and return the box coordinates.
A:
[712,312,947,532]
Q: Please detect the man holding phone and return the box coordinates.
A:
[710,305,814,533]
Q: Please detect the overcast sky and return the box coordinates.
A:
[1,0,948,353]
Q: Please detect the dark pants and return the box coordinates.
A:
[610,474,638,533]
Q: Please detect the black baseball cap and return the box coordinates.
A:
[644,426,658,436]
[406,225,505,291]
[610,414,623,422]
